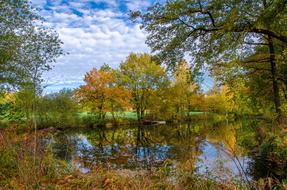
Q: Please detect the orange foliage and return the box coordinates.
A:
[76,68,131,118]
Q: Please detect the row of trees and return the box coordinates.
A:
[76,53,193,121]
[76,53,234,122]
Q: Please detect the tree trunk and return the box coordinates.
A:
[267,35,282,121]
[140,109,144,121]
[136,108,141,122]
[282,82,287,101]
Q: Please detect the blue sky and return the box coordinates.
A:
[31,0,213,93]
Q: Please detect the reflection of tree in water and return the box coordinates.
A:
[89,123,208,169]
[173,123,205,172]
[133,126,164,168]
[205,121,256,185]
[52,134,78,162]
[48,120,261,179]
[95,127,108,152]
[88,128,116,167]
[132,123,206,170]
[136,126,156,146]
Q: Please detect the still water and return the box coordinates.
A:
[45,120,259,181]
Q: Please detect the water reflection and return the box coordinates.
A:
[47,121,254,180]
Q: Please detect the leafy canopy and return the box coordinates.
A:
[0,0,63,90]
[132,0,287,67]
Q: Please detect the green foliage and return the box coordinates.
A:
[134,0,287,66]
[0,103,25,124]
[0,0,63,90]
[134,0,287,120]
[0,88,79,129]
[119,53,169,121]
[147,61,200,121]
[35,89,79,128]
[0,0,64,130]
[0,91,28,124]
[260,133,287,163]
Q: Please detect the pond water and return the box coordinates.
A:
[45,120,262,182]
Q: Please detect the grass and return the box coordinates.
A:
[188,111,206,115]
[1,109,207,129]
[78,111,138,120]
[79,111,205,120]
[43,167,249,190]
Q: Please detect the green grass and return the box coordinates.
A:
[78,111,205,121]
[104,111,138,120]
[188,111,205,115]
[78,111,138,121]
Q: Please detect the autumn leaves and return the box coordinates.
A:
[76,53,200,122]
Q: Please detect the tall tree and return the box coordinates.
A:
[172,60,198,118]
[132,0,287,119]
[119,53,168,121]
[76,65,130,121]
[0,0,63,91]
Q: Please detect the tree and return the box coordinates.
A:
[36,89,78,128]
[0,0,63,91]
[76,65,130,121]
[172,60,198,118]
[119,53,168,121]
[132,0,287,120]
[211,42,287,117]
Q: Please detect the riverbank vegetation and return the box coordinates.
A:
[1,0,287,189]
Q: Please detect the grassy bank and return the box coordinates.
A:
[32,111,212,129]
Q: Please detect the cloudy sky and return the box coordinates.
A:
[30,0,155,93]
[31,0,212,93]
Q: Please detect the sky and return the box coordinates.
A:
[31,0,213,93]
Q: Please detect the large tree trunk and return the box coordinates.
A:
[268,35,282,121]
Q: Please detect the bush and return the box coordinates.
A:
[0,128,69,189]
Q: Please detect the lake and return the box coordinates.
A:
[43,119,268,184]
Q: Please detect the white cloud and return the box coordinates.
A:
[34,1,151,92]
[126,0,151,11]
[31,0,46,7]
